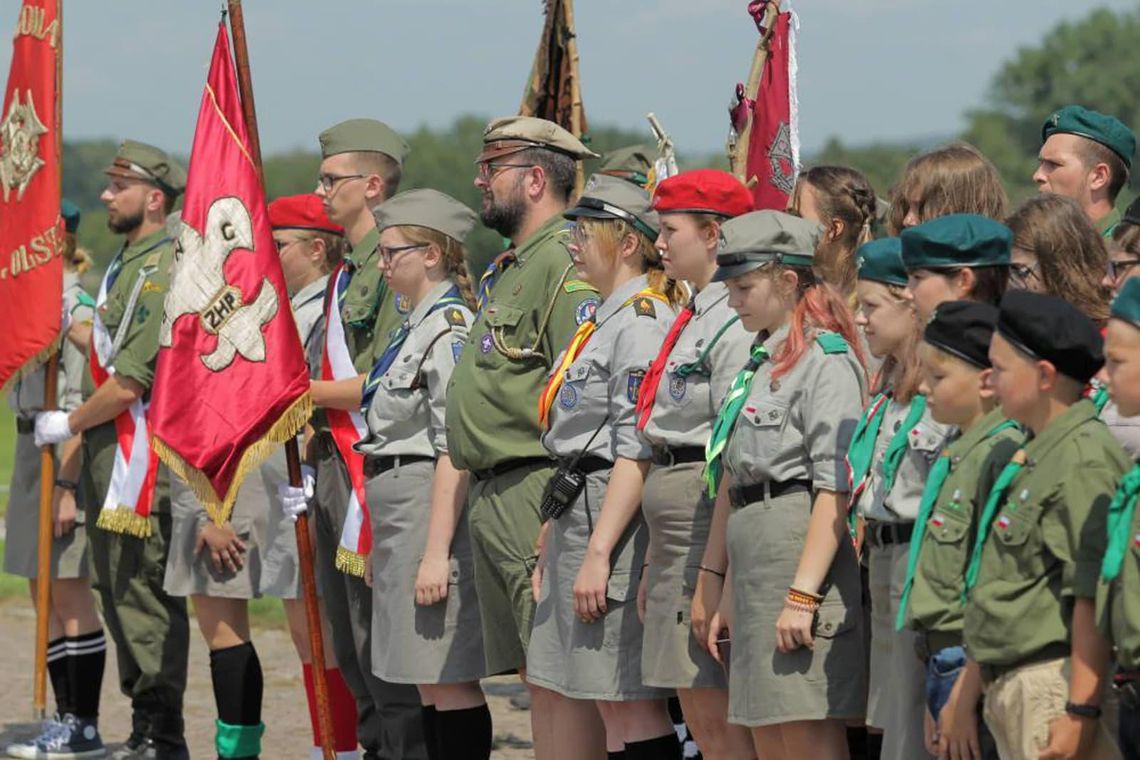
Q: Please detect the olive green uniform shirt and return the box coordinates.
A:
[905,408,1024,642]
[445,215,600,472]
[1096,460,1140,669]
[964,400,1129,666]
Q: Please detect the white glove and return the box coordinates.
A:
[34,411,73,447]
[60,296,72,337]
[277,465,315,522]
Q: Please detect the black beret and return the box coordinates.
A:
[924,301,998,369]
[996,290,1104,383]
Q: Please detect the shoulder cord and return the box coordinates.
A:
[108,263,158,363]
[491,262,575,365]
[674,315,741,377]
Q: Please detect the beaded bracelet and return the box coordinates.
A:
[786,587,822,607]
[783,598,817,614]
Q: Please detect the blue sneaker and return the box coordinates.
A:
[6,714,105,759]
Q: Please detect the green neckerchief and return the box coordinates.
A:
[962,449,1028,599]
[846,393,927,539]
[703,343,769,498]
[1101,462,1140,582]
[1091,382,1110,415]
[896,415,1020,630]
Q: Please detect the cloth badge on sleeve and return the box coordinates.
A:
[669,373,686,401]
[576,298,599,325]
[628,369,647,403]
[479,332,493,353]
[559,383,578,409]
[451,339,464,364]
[445,307,465,327]
[634,297,655,318]
[395,294,411,314]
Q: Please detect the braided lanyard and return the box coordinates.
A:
[702,344,770,498]
[1101,463,1140,582]
[895,418,1019,629]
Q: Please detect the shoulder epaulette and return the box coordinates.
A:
[633,297,656,318]
[143,252,163,269]
[563,279,595,294]
[816,332,849,355]
[444,306,467,327]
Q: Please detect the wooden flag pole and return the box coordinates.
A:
[225,3,336,758]
[34,0,64,719]
[729,0,780,180]
[563,0,585,198]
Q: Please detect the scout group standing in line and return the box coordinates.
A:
[7,101,1140,760]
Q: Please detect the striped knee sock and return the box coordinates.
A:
[47,637,71,717]
[65,631,105,721]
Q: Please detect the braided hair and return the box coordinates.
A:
[792,166,877,300]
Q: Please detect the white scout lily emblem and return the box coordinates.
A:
[767,120,796,195]
[161,196,278,372]
[0,89,47,202]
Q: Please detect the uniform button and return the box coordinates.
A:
[822,621,834,633]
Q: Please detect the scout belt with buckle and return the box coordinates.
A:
[471,456,554,482]
[864,520,915,548]
[650,446,705,467]
[362,454,434,479]
[16,417,35,434]
[728,479,811,508]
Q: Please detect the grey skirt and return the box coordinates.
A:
[366,458,486,685]
[256,446,307,599]
[725,487,866,726]
[526,468,670,701]
[640,461,725,689]
[162,470,266,599]
[3,430,89,579]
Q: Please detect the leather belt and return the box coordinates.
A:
[650,446,705,467]
[362,454,434,479]
[728,479,811,508]
[471,457,554,483]
[865,520,915,548]
[977,643,1070,686]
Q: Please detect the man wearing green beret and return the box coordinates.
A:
[1035,104,1136,237]
[307,117,427,759]
[32,139,191,758]
[445,115,604,756]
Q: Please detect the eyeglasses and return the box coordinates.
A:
[274,236,313,254]
[379,243,428,262]
[567,222,590,249]
[316,173,365,192]
[1008,262,1040,286]
[475,161,533,183]
[1108,257,1140,281]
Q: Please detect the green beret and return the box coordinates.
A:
[104,139,187,197]
[1111,276,1140,329]
[856,237,907,286]
[598,144,655,188]
[319,118,409,165]
[564,174,659,240]
[60,198,81,234]
[478,116,598,162]
[1042,105,1135,170]
[372,189,476,245]
[712,210,821,282]
[900,214,1012,271]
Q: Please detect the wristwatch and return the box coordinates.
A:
[1064,701,1102,719]
[53,478,79,492]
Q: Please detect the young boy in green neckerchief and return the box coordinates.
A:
[895,301,1023,759]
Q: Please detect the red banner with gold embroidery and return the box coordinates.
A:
[0,0,62,391]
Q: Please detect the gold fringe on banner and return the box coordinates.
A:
[151,391,313,527]
[95,507,152,538]
[335,546,367,578]
[1,335,62,395]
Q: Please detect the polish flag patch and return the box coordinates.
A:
[997,514,1012,530]
[930,513,945,528]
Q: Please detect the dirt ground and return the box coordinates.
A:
[0,601,535,759]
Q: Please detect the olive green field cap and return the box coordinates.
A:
[712,210,822,282]
[104,139,187,197]
[477,115,598,163]
[598,144,655,188]
[372,188,476,245]
[563,173,659,240]
[1042,105,1135,169]
[319,118,410,165]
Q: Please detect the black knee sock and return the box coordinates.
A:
[47,637,71,716]
[421,706,441,760]
[67,630,106,721]
[607,752,627,760]
[866,730,883,760]
[625,732,682,760]
[208,642,263,727]
[435,704,492,760]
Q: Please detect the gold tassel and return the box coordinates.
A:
[95,507,152,538]
[151,392,313,527]
[335,546,367,578]
[0,336,62,395]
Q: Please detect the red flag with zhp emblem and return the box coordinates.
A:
[148,22,310,525]
[0,0,62,391]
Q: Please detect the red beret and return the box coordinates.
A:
[652,169,753,218]
[268,194,343,235]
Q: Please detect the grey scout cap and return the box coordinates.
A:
[372,189,477,245]
[712,210,822,282]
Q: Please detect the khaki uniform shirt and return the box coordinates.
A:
[356,280,471,459]
[964,400,1129,666]
[859,400,951,523]
[723,325,866,492]
[542,274,674,462]
[1096,461,1140,669]
[9,272,93,417]
[638,281,752,450]
[445,215,600,472]
[906,408,1024,641]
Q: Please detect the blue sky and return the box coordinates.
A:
[3,1,1134,158]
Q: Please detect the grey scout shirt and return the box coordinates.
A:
[723,324,866,492]
[859,399,951,523]
[10,272,92,417]
[639,281,752,450]
[292,275,328,380]
[543,274,675,463]
[356,280,472,459]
